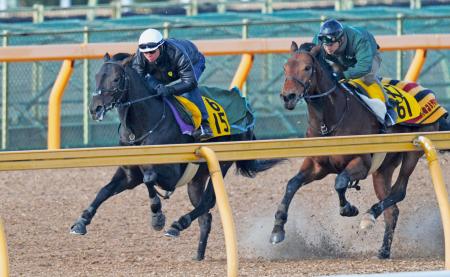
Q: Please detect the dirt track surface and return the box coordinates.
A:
[2,154,450,276]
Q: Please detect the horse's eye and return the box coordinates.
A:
[113,78,120,83]
[305,65,312,71]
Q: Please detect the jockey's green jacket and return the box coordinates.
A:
[313,25,379,80]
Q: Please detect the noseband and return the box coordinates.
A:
[285,51,337,100]
[285,50,348,136]
[93,61,130,111]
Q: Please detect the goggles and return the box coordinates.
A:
[318,35,340,46]
[138,40,164,53]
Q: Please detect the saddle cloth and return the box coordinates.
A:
[347,78,447,126]
[166,86,255,139]
[381,78,448,125]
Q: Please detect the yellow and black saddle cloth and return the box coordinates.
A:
[166,86,255,140]
[347,78,448,126]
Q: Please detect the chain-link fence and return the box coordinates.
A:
[1,6,450,150]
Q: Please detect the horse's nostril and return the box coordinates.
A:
[288,93,296,101]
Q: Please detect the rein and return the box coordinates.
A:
[121,102,167,145]
[291,51,349,136]
[314,90,350,136]
[97,61,166,144]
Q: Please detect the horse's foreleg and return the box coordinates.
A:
[142,168,166,231]
[270,159,321,244]
[336,157,370,217]
[70,167,140,235]
[335,171,359,217]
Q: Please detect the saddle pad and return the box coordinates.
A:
[381,78,448,125]
[348,78,421,123]
[170,95,231,138]
[169,86,255,138]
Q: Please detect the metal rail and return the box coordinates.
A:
[0,132,449,276]
[1,132,450,170]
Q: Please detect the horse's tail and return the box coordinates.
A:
[235,159,282,178]
[438,116,450,131]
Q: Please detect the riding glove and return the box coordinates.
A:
[332,71,346,83]
[156,84,171,97]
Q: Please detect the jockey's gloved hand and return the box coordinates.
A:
[332,71,346,83]
[155,84,170,97]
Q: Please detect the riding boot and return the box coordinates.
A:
[384,98,398,127]
[193,120,213,141]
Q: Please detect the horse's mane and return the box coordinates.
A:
[297,42,335,80]
[110,52,135,67]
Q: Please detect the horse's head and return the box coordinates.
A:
[281,42,323,110]
[90,53,131,121]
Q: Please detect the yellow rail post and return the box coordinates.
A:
[415,136,450,270]
[0,218,9,277]
[47,59,74,150]
[229,53,254,94]
[404,49,427,82]
[196,146,238,277]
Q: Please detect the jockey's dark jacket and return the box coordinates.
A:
[132,39,204,95]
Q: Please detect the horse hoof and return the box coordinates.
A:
[194,254,205,261]
[340,203,359,217]
[164,227,180,238]
[270,231,285,244]
[151,212,166,231]
[377,249,391,259]
[70,222,87,235]
[360,213,376,230]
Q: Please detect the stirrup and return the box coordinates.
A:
[193,124,213,141]
[385,110,397,127]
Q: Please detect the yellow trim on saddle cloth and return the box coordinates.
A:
[381,78,448,125]
[348,79,386,102]
[174,95,231,138]
[348,79,421,123]
[174,95,202,129]
[382,84,421,123]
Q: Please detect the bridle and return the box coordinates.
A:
[93,61,130,112]
[93,61,166,144]
[285,50,348,136]
[284,51,337,101]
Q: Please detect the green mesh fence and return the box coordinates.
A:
[1,6,450,150]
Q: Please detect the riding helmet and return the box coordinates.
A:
[138,28,165,53]
[318,19,344,45]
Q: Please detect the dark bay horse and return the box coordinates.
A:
[271,42,449,259]
[70,53,278,260]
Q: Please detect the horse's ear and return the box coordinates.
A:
[290,41,299,54]
[103,53,111,62]
[310,44,321,57]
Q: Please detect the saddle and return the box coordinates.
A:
[346,78,447,126]
[166,86,255,140]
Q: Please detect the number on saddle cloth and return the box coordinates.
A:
[167,86,255,138]
[381,78,448,125]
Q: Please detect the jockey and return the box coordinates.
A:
[132,28,213,141]
[313,18,397,127]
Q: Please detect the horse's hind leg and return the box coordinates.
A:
[362,152,421,259]
[70,166,142,235]
[165,163,232,254]
[270,158,326,244]
[185,166,211,261]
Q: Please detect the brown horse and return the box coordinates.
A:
[270,42,449,259]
